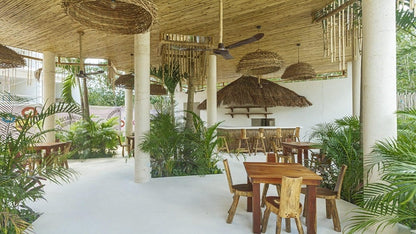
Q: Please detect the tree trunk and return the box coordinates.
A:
[185,76,195,130]
[170,93,175,123]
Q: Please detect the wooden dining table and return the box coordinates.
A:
[282,142,321,165]
[244,162,322,234]
[29,142,68,166]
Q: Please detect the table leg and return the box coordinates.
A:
[306,185,317,234]
[252,182,261,233]
[247,177,252,212]
[297,148,302,164]
[304,149,309,167]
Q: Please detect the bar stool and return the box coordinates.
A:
[217,136,230,154]
[237,129,251,155]
[254,128,267,155]
[271,128,283,153]
[294,127,300,142]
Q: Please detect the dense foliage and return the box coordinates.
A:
[140,109,221,177]
[346,109,416,232]
[309,116,363,203]
[56,116,119,159]
[0,98,80,233]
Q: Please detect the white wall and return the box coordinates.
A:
[196,77,353,141]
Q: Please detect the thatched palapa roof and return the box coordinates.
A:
[114,74,167,95]
[198,76,312,110]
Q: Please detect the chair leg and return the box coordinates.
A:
[330,199,341,232]
[295,217,304,234]
[255,139,259,155]
[245,139,251,154]
[226,194,240,224]
[261,207,271,233]
[121,146,125,157]
[261,184,269,207]
[276,217,282,234]
[303,195,308,217]
[285,218,291,232]
[261,139,266,155]
[325,199,332,219]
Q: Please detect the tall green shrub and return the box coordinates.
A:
[0,99,80,233]
[57,116,119,159]
[309,116,363,203]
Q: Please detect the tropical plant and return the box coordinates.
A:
[140,110,221,177]
[150,63,184,121]
[346,109,416,233]
[0,93,80,233]
[309,116,363,203]
[56,116,119,159]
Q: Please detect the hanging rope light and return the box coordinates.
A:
[281,43,316,80]
[0,44,26,69]
[62,0,157,35]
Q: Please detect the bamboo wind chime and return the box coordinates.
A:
[159,33,212,90]
[397,0,416,16]
[313,0,362,70]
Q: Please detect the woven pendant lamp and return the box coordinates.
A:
[281,43,316,80]
[62,0,157,35]
[236,49,284,75]
[0,44,25,69]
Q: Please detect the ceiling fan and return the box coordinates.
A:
[212,0,264,59]
[76,31,104,79]
[169,0,264,59]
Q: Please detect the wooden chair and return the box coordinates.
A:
[270,128,283,152]
[58,142,72,169]
[223,159,253,223]
[262,176,304,234]
[117,135,129,157]
[293,127,300,142]
[254,128,267,155]
[261,152,295,207]
[237,129,251,155]
[271,142,294,163]
[217,136,230,154]
[301,164,348,232]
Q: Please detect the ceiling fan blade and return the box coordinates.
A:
[225,33,265,50]
[85,70,104,76]
[213,49,233,59]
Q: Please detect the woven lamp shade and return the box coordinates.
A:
[236,49,284,75]
[281,62,316,80]
[0,44,25,69]
[62,0,157,35]
[114,73,167,95]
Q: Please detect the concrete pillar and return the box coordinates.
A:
[42,51,56,143]
[134,31,151,183]
[362,0,397,183]
[124,88,133,137]
[352,44,362,117]
[207,55,217,126]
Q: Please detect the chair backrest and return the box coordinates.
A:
[278,176,303,218]
[267,152,277,163]
[240,129,247,139]
[258,128,265,138]
[294,127,300,142]
[223,159,234,193]
[334,164,348,199]
[63,142,72,154]
[275,128,282,138]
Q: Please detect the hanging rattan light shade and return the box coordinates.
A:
[62,0,157,35]
[281,62,316,80]
[236,49,284,75]
[281,43,316,80]
[0,44,25,69]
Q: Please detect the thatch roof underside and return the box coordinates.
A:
[0,0,345,84]
[198,76,312,110]
[115,74,167,95]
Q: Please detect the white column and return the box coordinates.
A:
[134,31,151,183]
[207,55,217,126]
[352,44,362,116]
[362,0,397,183]
[125,88,133,137]
[42,51,56,143]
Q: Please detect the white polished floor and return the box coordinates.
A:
[28,153,408,234]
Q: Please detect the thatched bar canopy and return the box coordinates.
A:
[0,45,26,69]
[198,76,312,110]
[114,73,167,95]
